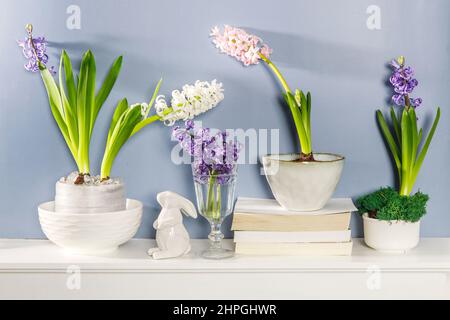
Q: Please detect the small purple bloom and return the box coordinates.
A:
[390,73,403,88]
[185,120,195,130]
[402,67,414,80]
[411,97,423,108]
[392,94,405,106]
[390,59,401,69]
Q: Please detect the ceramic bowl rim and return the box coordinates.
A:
[362,212,420,225]
[55,180,126,189]
[262,152,345,164]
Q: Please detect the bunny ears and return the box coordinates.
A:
[156,191,198,218]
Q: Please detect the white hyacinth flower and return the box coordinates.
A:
[155,80,224,126]
[130,102,149,117]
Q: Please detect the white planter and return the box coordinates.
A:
[38,199,143,255]
[362,213,420,253]
[55,181,126,213]
[262,153,344,211]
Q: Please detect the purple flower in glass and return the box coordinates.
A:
[173,121,240,184]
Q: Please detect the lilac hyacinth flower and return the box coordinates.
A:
[173,121,240,184]
[17,24,54,74]
[18,36,49,72]
[389,56,422,108]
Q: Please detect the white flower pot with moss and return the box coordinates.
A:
[211,26,344,211]
[356,56,440,253]
[362,213,420,253]
[21,25,224,253]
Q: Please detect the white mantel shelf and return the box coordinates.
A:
[1,238,449,300]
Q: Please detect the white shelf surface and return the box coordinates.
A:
[1,238,449,299]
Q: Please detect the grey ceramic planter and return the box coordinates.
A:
[54,181,126,213]
[262,153,345,211]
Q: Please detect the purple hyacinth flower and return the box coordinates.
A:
[173,121,240,184]
[389,57,422,109]
[18,36,52,73]
[18,25,55,74]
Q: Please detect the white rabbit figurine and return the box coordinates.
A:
[147,191,198,259]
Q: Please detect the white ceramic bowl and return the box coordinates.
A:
[262,153,344,211]
[38,199,143,254]
[362,213,420,253]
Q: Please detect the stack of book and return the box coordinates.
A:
[232,198,356,256]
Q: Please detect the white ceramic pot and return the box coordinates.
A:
[362,213,420,253]
[262,153,344,211]
[55,181,126,213]
[38,199,143,254]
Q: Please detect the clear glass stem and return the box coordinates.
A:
[208,221,224,250]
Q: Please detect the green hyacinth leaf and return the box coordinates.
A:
[85,50,96,139]
[62,50,77,114]
[146,78,163,117]
[58,55,79,161]
[408,108,419,171]
[76,51,92,172]
[40,67,77,160]
[108,98,129,142]
[92,55,123,134]
[412,107,441,184]
[101,106,143,178]
[390,107,401,145]
[376,110,401,172]
[284,92,310,154]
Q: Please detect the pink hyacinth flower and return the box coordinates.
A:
[210,25,272,66]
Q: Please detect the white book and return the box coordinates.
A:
[234,230,351,243]
[235,197,357,216]
[235,241,353,256]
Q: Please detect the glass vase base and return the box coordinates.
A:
[201,247,234,260]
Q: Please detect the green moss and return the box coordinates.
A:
[356,187,429,223]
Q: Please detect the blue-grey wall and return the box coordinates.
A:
[0,0,449,239]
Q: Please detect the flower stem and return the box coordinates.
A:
[131,107,174,136]
[405,94,411,112]
[206,174,217,220]
[216,185,221,220]
[258,52,291,93]
[131,114,160,136]
[258,51,313,158]
[399,177,412,196]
